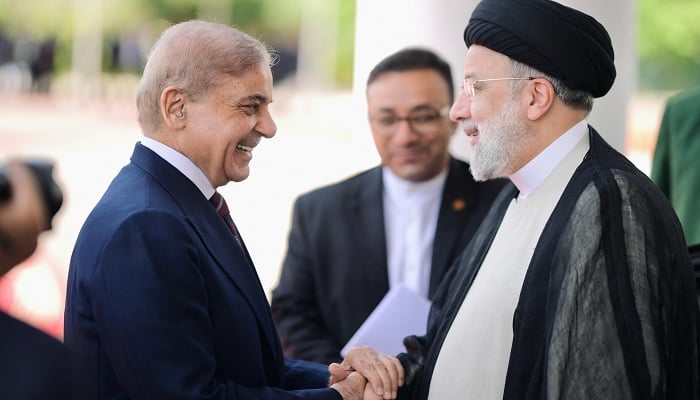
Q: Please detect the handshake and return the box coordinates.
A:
[328,347,406,400]
[0,159,63,274]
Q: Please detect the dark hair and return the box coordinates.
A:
[367,48,454,100]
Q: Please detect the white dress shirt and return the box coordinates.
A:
[382,167,447,298]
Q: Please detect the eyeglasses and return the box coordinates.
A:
[462,77,534,97]
[369,106,450,137]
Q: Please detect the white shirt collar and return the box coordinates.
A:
[510,119,588,199]
[382,166,448,203]
[140,137,216,199]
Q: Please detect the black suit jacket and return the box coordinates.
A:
[271,157,506,363]
[0,311,77,399]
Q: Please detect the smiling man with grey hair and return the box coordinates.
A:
[64,19,402,400]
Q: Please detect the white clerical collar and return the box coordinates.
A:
[140,137,216,199]
[382,166,448,202]
[510,119,588,199]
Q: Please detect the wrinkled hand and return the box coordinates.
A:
[328,346,404,399]
[330,371,366,400]
[363,380,384,400]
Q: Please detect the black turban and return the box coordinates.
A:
[464,0,616,98]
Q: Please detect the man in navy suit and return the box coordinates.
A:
[1,160,76,399]
[64,20,402,400]
[271,48,506,364]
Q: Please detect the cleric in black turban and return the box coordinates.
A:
[464,0,616,98]
[389,1,698,400]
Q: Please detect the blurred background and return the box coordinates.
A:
[0,0,698,339]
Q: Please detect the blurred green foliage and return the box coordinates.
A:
[0,0,356,86]
[7,0,698,91]
[638,0,700,90]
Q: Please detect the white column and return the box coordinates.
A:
[296,0,340,89]
[557,0,637,153]
[352,0,635,157]
[71,0,103,102]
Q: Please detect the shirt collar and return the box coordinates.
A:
[140,137,216,199]
[382,166,448,203]
[510,119,588,199]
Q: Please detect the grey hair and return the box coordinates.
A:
[508,58,593,113]
[136,20,278,134]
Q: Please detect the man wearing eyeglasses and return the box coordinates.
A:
[271,48,506,365]
[331,0,698,399]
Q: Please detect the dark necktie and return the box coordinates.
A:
[209,191,242,247]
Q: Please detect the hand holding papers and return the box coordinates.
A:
[341,285,431,357]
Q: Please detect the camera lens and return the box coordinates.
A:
[0,160,63,229]
[0,171,10,202]
[25,160,63,228]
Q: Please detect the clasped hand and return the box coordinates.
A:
[328,346,404,400]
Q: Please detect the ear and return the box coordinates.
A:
[525,78,556,121]
[160,85,187,129]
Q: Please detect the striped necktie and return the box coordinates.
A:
[209,191,242,247]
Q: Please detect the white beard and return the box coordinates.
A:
[468,101,530,181]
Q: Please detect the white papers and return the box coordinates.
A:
[341,285,431,357]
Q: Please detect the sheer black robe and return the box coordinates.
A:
[398,127,699,400]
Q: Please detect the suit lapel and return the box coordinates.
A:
[192,210,281,355]
[349,167,390,293]
[130,144,282,362]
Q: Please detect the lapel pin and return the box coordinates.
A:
[453,198,466,211]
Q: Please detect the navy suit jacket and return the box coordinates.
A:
[64,143,339,400]
[0,311,77,399]
[271,157,507,363]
